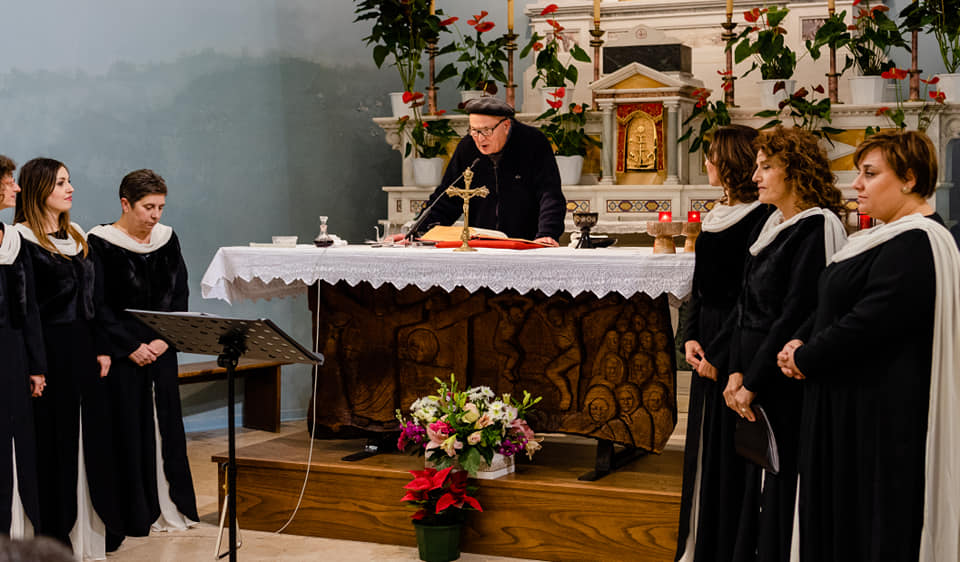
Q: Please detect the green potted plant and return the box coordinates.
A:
[753,84,845,144]
[730,5,798,107]
[871,69,947,133]
[520,4,591,112]
[402,466,480,562]
[397,98,461,187]
[435,12,509,102]
[354,0,448,116]
[900,0,960,101]
[806,1,907,104]
[535,102,600,186]
[678,87,733,156]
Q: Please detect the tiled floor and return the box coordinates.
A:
[108,422,532,562]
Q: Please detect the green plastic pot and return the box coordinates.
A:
[413,521,463,562]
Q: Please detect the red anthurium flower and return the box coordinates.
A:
[431,110,448,116]
[532,41,544,51]
[931,91,946,103]
[921,76,940,85]
[540,4,558,16]
[793,87,809,98]
[722,81,733,92]
[476,21,495,32]
[772,80,786,94]
[847,25,858,31]
[572,104,583,114]
[546,98,563,109]
[398,115,410,123]
[744,8,760,23]
[439,16,458,26]
[881,68,908,80]
[853,0,862,5]
[750,26,760,32]
[467,18,477,26]
[546,19,564,32]
[548,87,566,98]
[872,5,889,13]
[402,91,424,104]
[717,69,733,76]
[875,106,890,116]
[813,84,825,94]
[472,10,488,22]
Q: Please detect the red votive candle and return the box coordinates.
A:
[658,211,672,222]
[688,211,701,223]
[858,213,872,230]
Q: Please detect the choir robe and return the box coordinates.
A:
[88,226,198,536]
[792,217,943,561]
[726,213,833,562]
[676,203,771,562]
[19,231,122,547]
[0,224,45,535]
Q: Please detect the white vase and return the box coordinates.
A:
[556,155,584,186]
[473,453,515,480]
[460,90,486,104]
[758,79,796,108]
[390,92,414,118]
[935,73,960,103]
[848,75,887,105]
[539,86,575,113]
[412,157,445,187]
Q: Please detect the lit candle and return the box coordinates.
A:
[594,0,601,23]
[858,213,872,230]
[726,0,733,19]
[688,211,701,223]
[659,211,672,222]
[508,0,514,32]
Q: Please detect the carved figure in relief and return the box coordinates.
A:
[615,382,650,448]
[655,350,674,385]
[619,331,637,359]
[654,331,670,352]
[644,382,673,452]
[398,329,451,410]
[594,353,627,387]
[583,385,632,443]
[490,295,534,384]
[629,351,655,385]
[590,331,621,384]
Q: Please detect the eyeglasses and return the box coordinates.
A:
[468,118,508,138]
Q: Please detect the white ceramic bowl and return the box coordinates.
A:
[272,236,298,247]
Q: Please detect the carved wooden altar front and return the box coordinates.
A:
[307,281,677,454]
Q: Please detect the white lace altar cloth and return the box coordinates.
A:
[200,245,695,304]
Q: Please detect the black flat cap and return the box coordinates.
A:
[463,96,515,117]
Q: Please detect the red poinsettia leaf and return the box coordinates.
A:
[404,476,433,491]
[540,4,558,16]
[435,492,461,513]
[428,466,454,490]
[411,509,427,520]
[476,21,495,33]
[440,16,458,26]
[462,495,483,512]
[401,491,424,502]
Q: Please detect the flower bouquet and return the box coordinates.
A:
[397,375,542,477]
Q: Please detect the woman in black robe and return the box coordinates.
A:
[721,126,847,562]
[14,158,121,558]
[676,125,771,562]
[778,131,960,562]
[0,156,45,538]
[87,169,198,548]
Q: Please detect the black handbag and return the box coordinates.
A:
[734,404,780,475]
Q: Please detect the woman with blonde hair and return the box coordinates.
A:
[0,155,45,539]
[14,158,120,558]
[720,126,847,561]
[676,125,772,562]
[778,130,960,562]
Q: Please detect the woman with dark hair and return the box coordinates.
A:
[87,169,198,548]
[13,157,120,558]
[720,126,847,562]
[676,125,771,562]
[778,131,960,562]
[0,156,45,539]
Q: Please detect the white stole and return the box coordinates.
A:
[0,223,22,265]
[12,222,86,256]
[749,206,847,264]
[87,223,173,254]
[701,200,764,233]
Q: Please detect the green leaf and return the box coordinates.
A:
[759,119,782,130]
[754,109,780,118]
[372,45,390,68]
[570,44,592,63]
[436,63,458,84]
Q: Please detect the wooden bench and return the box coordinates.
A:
[178,358,289,432]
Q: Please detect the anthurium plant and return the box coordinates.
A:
[900,0,960,74]
[730,5,797,80]
[870,70,946,133]
[520,4,591,89]
[679,86,733,155]
[436,11,508,93]
[753,84,845,143]
[806,0,906,76]
[536,101,599,157]
[397,101,460,159]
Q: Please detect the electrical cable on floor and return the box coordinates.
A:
[273,245,328,534]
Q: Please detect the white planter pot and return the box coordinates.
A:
[389,92,415,118]
[556,155,584,186]
[936,73,960,103]
[412,157,445,188]
[848,75,887,105]
[460,90,486,104]
[758,79,796,108]
[539,86,575,113]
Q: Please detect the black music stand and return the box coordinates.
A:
[128,310,323,562]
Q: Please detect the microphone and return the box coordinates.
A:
[405,157,482,240]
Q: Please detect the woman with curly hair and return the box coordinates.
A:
[778,131,960,561]
[676,125,772,562]
[720,126,847,562]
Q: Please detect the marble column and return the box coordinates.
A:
[663,100,680,185]
[600,102,616,185]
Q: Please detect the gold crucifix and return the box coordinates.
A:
[444,167,489,252]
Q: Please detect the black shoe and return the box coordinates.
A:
[106,530,125,553]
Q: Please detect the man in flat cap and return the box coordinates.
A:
[412,97,566,246]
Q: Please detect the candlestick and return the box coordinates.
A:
[658,211,672,223]
[688,211,701,223]
[827,0,834,12]
[508,0,514,33]
[726,0,733,18]
[594,0,601,23]
[590,22,605,109]
[430,0,435,15]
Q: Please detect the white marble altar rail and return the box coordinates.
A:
[201,245,694,305]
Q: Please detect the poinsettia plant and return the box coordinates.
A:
[402,466,482,525]
[806,0,906,76]
[536,101,599,157]
[520,4,591,89]
[730,5,797,80]
[396,375,542,476]
[436,11,508,93]
[870,70,946,133]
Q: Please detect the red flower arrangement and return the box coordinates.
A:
[402,466,482,525]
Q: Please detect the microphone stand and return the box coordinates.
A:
[405,157,481,241]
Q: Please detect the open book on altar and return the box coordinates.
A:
[419,225,549,250]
